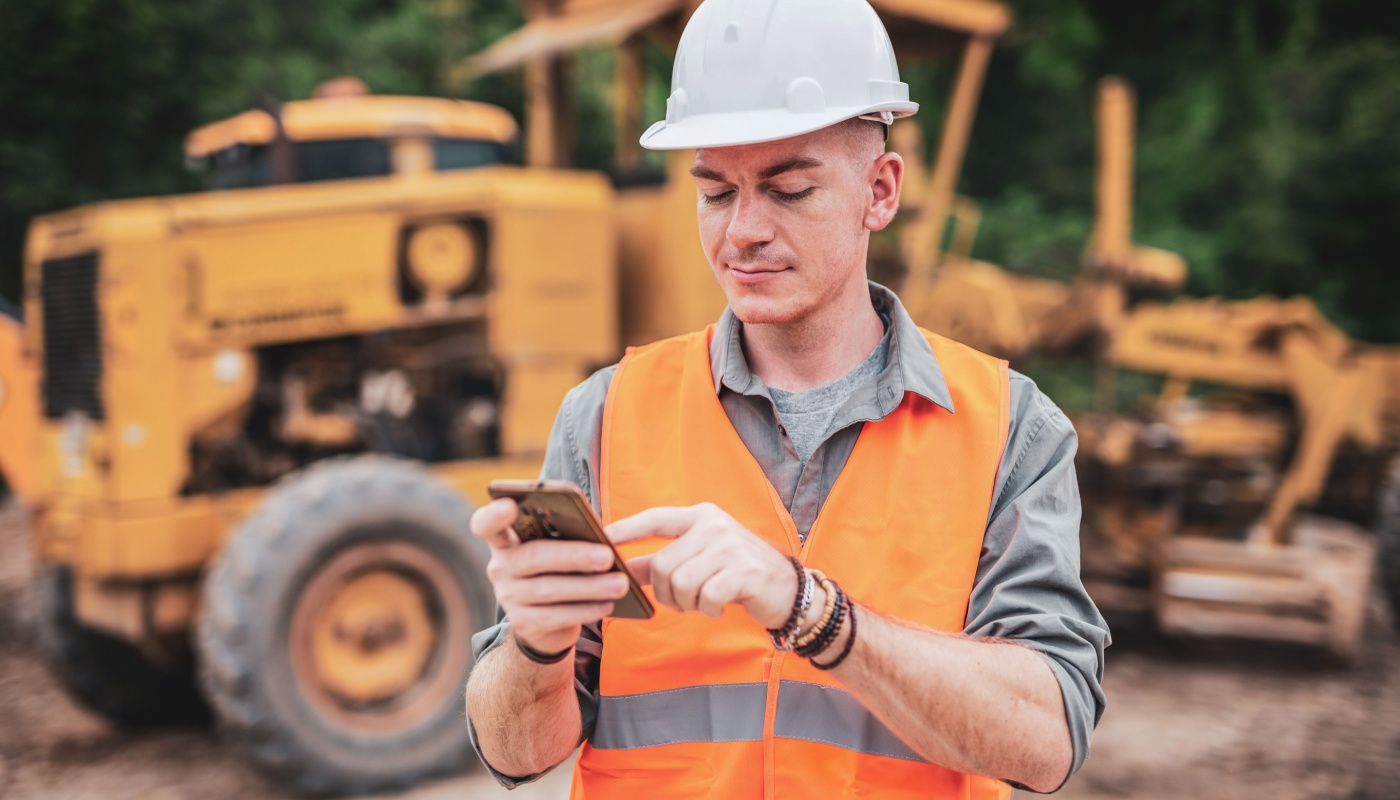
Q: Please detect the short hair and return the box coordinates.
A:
[832,117,887,167]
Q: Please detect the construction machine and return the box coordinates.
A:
[1069,81,1400,661]
[3,0,1397,794]
[896,73,1399,661]
[11,82,618,792]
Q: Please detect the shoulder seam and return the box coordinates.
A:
[1001,406,1054,507]
[560,385,590,500]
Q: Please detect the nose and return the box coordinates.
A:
[725,193,775,251]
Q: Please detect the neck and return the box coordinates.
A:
[741,277,884,392]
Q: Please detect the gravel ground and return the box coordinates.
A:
[1058,616,1400,800]
[2,498,1398,799]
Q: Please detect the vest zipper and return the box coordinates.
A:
[798,421,870,563]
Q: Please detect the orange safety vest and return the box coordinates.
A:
[572,324,1012,799]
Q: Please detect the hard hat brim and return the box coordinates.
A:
[639,102,918,151]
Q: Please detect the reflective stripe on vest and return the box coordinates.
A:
[575,325,1012,800]
[593,680,926,762]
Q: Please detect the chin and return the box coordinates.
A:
[726,293,807,326]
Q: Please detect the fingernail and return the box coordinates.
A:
[611,575,628,593]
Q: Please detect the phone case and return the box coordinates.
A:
[487,480,655,620]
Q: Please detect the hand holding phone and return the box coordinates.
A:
[484,480,655,620]
[476,481,655,650]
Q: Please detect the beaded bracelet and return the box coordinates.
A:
[774,569,814,651]
[795,589,843,658]
[795,581,845,658]
[767,556,811,651]
[811,594,857,671]
[793,570,838,650]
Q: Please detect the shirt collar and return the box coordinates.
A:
[708,281,955,415]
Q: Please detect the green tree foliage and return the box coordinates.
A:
[1,0,1396,343]
[957,0,1400,341]
[0,0,521,306]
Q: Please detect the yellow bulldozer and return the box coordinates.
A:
[2,0,1398,794]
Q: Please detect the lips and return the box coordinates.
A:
[733,263,789,278]
[727,265,789,284]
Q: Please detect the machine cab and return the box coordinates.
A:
[183,77,520,189]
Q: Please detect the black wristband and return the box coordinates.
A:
[513,635,573,665]
[811,596,857,671]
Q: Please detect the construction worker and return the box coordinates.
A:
[466,0,1108,795]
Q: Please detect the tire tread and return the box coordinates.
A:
[195,455,491,796]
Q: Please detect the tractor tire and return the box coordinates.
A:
[1377,457,1400,626]
[195,456,494,796]
[34,566,208,728]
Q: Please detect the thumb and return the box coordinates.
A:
[470,499,520,550]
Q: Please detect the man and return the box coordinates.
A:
[466,0,1108,795]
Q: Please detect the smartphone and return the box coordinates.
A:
[487,480,655,620]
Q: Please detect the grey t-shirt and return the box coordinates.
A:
[469,283,1109,792]
[768,321,890,469]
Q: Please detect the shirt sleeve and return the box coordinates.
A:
[467,366,616,788]
[963,370,1110,793]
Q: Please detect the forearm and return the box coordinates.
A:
[829,607,1072,792]
[465,633,583,778]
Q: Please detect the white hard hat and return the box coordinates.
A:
[640,0,918,150]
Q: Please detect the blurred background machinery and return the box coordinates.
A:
[9,78,620,793]
[1068,81,1400,663]
[0,0,1398,794]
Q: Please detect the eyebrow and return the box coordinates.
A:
[689,156,826,183]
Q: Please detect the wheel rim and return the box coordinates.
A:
[289,539,472,735]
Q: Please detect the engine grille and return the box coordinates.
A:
[40,252,104,420]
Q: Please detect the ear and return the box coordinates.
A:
[863,151,904,232]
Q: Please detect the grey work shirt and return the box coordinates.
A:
[470,283,1110,792]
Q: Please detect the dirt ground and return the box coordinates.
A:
[2,498,1398,800]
